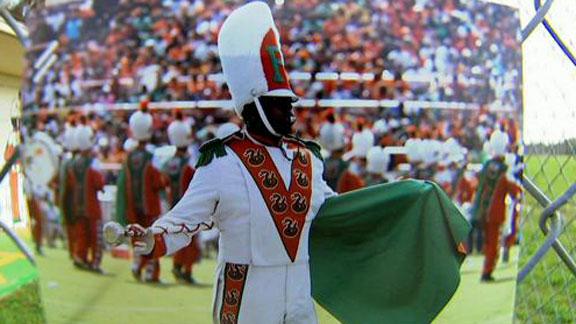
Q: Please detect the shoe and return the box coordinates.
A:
[132,269,142,282]
[182,275,197,285]
[480,273,495,282]
[144,278,163,284]
[172,268,183,282]
[90,266,105,274]
[73,260,89,270]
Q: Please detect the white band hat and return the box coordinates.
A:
[218,2,298,136]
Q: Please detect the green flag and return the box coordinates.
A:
[115,167,127,226]
[58,160,72,224]
[310,180,470,323]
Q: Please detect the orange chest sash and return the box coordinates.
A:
[228,138,313,262]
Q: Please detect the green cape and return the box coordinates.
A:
[115,167,127,226]
[310,180,470,324]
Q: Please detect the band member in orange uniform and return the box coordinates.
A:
[26,184,43,255]
[473,130,522,282]
[320,114,361,193]
[164,113,200,284]
[59,120,79,259]
[68,124,105,271]
[117,103,166,282]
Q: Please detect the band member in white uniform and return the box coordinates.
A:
[129,3,334,323]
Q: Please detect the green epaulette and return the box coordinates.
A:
[195,137,229,168]
[195,133,324,167]
[283,136,324,161]
[302,140,324,161]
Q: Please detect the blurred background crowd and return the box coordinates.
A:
[22,0,522,111]
[22,104,521,200]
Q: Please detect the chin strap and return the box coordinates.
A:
[254,96,281,138]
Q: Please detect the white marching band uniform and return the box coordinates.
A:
[139,3,336,323]
[152,133,334,323]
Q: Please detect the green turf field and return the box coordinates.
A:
[0,281,45,324]
[34,244,518,324]
[0,236,37,298]
[515,155,576,323]
[524,155,576,199]
[0,233,45,324]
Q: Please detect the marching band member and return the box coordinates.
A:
[59,120,79,259]
[116,103,166,282]
[319,114,364,193]
[472,130,522,282]
[164,112,200,284]
[68,124,105,272]
[129,3,333,321]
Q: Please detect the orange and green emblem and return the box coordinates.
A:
[228,137,312,262]
[260,28,291,91]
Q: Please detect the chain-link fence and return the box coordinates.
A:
[515,149,576,323]
[514,0,576,321]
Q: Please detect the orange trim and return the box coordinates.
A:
[149,234,167,259]
[457,242,468,255]
[9,171,20,222]
[260,28,291,91]
[220,263,249,324]
[228,138,312,262]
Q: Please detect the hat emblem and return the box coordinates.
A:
[260,28,290,91]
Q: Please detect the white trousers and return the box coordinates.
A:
[212,262,318,324]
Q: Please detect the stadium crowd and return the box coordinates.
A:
[22,0,522,111]
[23,106,520,175]
[23,105,521,210]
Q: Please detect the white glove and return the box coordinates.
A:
[126,224,155,255]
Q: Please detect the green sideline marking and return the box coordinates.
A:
[0,252,38,299]
[0,234,39,299]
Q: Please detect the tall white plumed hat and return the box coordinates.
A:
[319,122,346,152]
[218,2,298,135]
[167,120,191,148]
[405,138,424,163]
[366,147,390,176]
[343,129,374,160]
[443,137,466,164]
[422,139,443,165]
[129,109,153,141]
[62,123,78,151]
[488,130,509,156]
[123,138,138,152]
[76,125,94,151]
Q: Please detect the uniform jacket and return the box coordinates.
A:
[149,131,334,266]
[473,157,522,224]
[118,148,166,225]
[67,155,105,221]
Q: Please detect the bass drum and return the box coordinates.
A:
[21,139,59,187]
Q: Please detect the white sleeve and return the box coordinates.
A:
[150,163,220,255]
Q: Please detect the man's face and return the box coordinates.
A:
[260,96,295,136]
